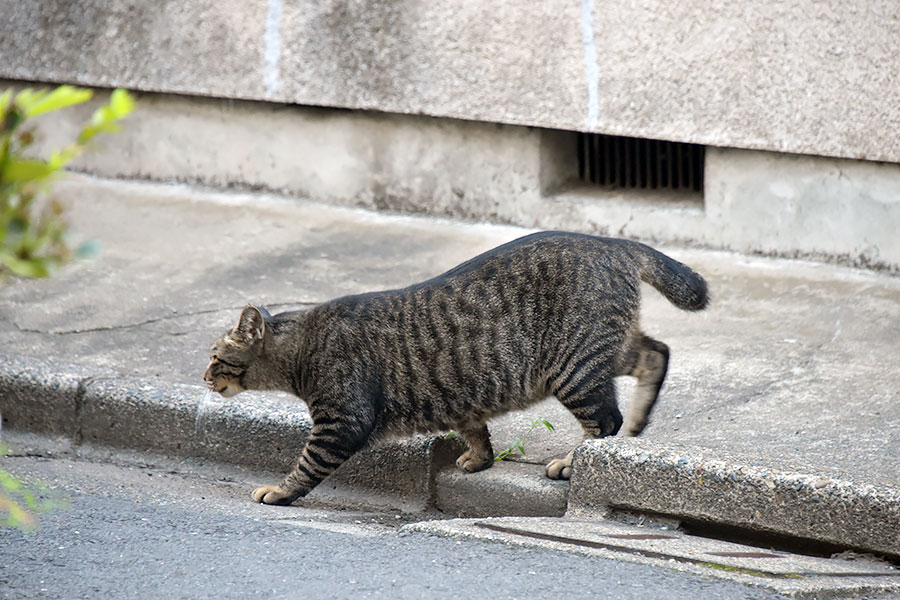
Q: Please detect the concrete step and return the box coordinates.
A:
[434,460,569,518]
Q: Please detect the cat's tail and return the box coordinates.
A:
[625,241,709,311]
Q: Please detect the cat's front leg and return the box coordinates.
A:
[252,417,373,505]
[455,424,494,473]
[252,485,294,505]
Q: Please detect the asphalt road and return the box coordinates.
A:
[0,435,792,600]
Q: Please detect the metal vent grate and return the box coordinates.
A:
[577,133,704,192]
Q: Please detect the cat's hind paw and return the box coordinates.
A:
[544,452,574,480]
[252,485,295,505]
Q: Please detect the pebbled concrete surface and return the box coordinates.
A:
[1,174,899,555]
[3,1,899,163]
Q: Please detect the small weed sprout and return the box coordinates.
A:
[443,420,556,462]
[495,419,555,462]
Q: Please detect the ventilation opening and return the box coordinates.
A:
[577,133,705,193]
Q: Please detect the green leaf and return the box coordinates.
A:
[0,252,50,278]
[77,122,118,145]
[0,496,37,532]
[12,88,48,112]
[108,88,136,118]
[1,157,57,183]
[22,85,93,119]
[48,144,82,170]
[22,489,38,509]
[0,471,22,493]
[78,89,134,144]
[0,89,12,114]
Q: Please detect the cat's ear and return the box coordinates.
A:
[233,305,266,344]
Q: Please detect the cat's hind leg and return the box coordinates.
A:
[618,334,669,437]
[546,378,622,480]
[455,424,494,473]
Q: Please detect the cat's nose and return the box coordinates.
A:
[203,364,213,382]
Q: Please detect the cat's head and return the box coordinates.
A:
[204,305,270,397]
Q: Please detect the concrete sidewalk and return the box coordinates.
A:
[1,175,898,557]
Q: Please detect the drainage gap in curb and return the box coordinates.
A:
[607,507,900,566]
[678,517,900,566]
[475,521,900,581]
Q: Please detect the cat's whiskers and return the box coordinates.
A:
[196,387,216,434]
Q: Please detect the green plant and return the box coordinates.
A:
[494,419,555,462]
[0,443,66,531]
[0,85,135,278]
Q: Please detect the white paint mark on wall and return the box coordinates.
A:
[579,0,600,130]
[264,0,283,98]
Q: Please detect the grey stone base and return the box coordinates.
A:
[568,438,900,559]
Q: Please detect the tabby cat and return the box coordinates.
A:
[204,231,708,505]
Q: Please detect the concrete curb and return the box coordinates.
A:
[569,438,900,559]
[0,354,311,472]
[0,354,444,510]
[434,458,569,518]
[0,353,551,514]
[4,353,899,558]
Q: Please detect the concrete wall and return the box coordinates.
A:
[21,87,900,271]
[704,149,900,270]
[2,0,898,163]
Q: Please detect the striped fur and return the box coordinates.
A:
[204,231,709,505]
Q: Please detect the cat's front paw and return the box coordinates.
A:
[252,485,295,505]
[456,450,493,473]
